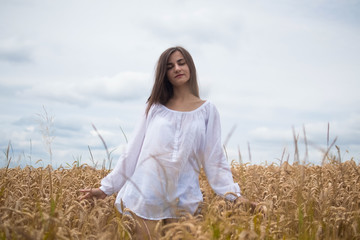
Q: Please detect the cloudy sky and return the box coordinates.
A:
[1,0,359,168]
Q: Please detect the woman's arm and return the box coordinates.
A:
[79,106,150,200]
[201,104,260,212]
[201,104,241,200]
[99,112,148,195]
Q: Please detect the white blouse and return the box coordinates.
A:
[100,101,241,220]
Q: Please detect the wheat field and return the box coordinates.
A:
[1,156,360,239]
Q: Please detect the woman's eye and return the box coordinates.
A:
[167,65,173,70]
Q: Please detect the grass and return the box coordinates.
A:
[1,156,360,239]
[1,112,359,239]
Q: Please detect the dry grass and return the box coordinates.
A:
[1,158,360,239]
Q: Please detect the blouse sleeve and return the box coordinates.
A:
[99,109,148,196]
[201,104,241,201]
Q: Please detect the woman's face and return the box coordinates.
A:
[166,51,190,88]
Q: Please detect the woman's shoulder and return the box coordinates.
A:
[202,100,218,111]
[193,98,207,109]
[146,102,162,116]
[191,100,219,120]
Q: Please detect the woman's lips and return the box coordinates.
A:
[175,74,184,78]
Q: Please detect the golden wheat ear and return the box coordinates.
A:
[1,143,358,239]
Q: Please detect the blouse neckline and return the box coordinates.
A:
[160,100,209,114]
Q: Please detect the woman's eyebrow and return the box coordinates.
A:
[167,58,184,65]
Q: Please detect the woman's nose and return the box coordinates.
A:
[174,64,180,72]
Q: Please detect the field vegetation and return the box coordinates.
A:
[1,150,360,239]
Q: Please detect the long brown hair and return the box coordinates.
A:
[146,46,199,115]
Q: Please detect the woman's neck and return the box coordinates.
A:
[171,83,193,101]
[166,87,204,111]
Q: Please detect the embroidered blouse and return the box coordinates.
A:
[99,101,241,220]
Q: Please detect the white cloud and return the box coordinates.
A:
[81,72,152,102]
[16,71,151,107]
[0,0,359,167]
[249,127,293,143]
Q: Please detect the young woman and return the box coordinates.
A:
[80,46,254,238]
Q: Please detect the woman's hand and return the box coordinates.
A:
[78,188,107,201]
[235,196,258,213]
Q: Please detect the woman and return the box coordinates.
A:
[80,46,254,238]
